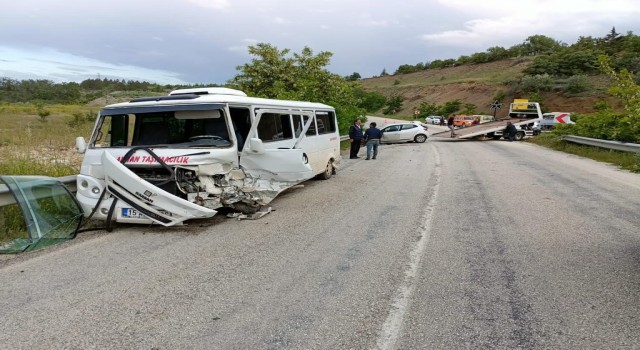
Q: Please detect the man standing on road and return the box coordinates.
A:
[349,118,363,159]
[505,121,517,141]
[447,115,456,138]
[363,122,383,160]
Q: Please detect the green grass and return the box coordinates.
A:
[0,153,79,177]
[527,133,640,173]
[0,103,94,176]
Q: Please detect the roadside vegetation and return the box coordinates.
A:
[528,55,640,172]
[0,103,95,176]
[528,134,640,172]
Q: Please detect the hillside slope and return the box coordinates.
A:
[359,58,621,117]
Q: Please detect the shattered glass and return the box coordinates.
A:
[0,176,83,253]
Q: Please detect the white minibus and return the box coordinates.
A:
[75,88,341,226]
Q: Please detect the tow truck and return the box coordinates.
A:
[431,100,543,141]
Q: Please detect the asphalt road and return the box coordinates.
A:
[1,136,639,349]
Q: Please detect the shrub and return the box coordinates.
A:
[37,108,50,123]
[493,91,507,102]
[520,74,554,93]
[553,110,639,142]
[564,75,590,94]
[67,112,85,128]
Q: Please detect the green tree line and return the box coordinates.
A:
[387,28,640,80]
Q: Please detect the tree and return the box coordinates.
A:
[442,59,457,67]
[462,103,477,115]
[380,68,390,76]
[507,43,528,57]
[383,95,403,115]
[429,59,446,69]
[394,64,415,75]
[522,35,563,56]
[469,52,489,64]
[418,101,439,118]
[456,55,471,65]
[438,99,462,116]
[600,27,623,55]
[486,46,509,61]
[346,72,361,81]
[598,55,640,141]
[229,43,363,134]
[354,88,386,112]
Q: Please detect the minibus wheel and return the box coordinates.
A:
[317,160,333,180]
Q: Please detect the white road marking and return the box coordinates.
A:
[376,145,442,350]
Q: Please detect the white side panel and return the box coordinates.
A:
[240,147,314,182]
[240,109,315,183]
[102,152,216,226]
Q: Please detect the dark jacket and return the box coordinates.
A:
[349,124,363,140]
[363,127,383,140]
[506,123,517,135]
[447,116,454,126]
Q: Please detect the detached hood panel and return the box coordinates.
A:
[102,152,216,226]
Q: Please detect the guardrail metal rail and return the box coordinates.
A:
[562,135,640,153]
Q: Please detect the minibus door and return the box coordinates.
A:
[240,109,315,182]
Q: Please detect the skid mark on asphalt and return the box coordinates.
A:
[376,144,442,350]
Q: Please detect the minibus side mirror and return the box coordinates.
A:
[249,138,265,154]
[75,137,87,154]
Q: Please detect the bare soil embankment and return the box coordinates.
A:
[359,58,621,117]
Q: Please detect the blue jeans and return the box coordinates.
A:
[366,139,380,159]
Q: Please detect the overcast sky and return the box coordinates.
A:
[1,0,639,85]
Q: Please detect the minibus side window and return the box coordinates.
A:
[293,115,304,137]
[306,115,317,136]
[257,112,293,142]
[94,115,131,148]
[315,111,336,134]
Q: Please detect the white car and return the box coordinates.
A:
[425,115,443,124]
[380,122,428,143]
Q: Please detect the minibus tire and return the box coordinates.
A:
[317,160,333,180]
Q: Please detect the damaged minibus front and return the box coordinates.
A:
[75,88,340,226]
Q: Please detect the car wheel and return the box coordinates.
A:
[514,132,525,141]
[317,160,333,180]
[414,134,427,143]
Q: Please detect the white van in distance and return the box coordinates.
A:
[75,88,341,226]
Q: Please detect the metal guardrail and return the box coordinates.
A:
[562,135,640,153]
[0,175,77,207]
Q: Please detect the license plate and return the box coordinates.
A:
[121,208,171,219]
